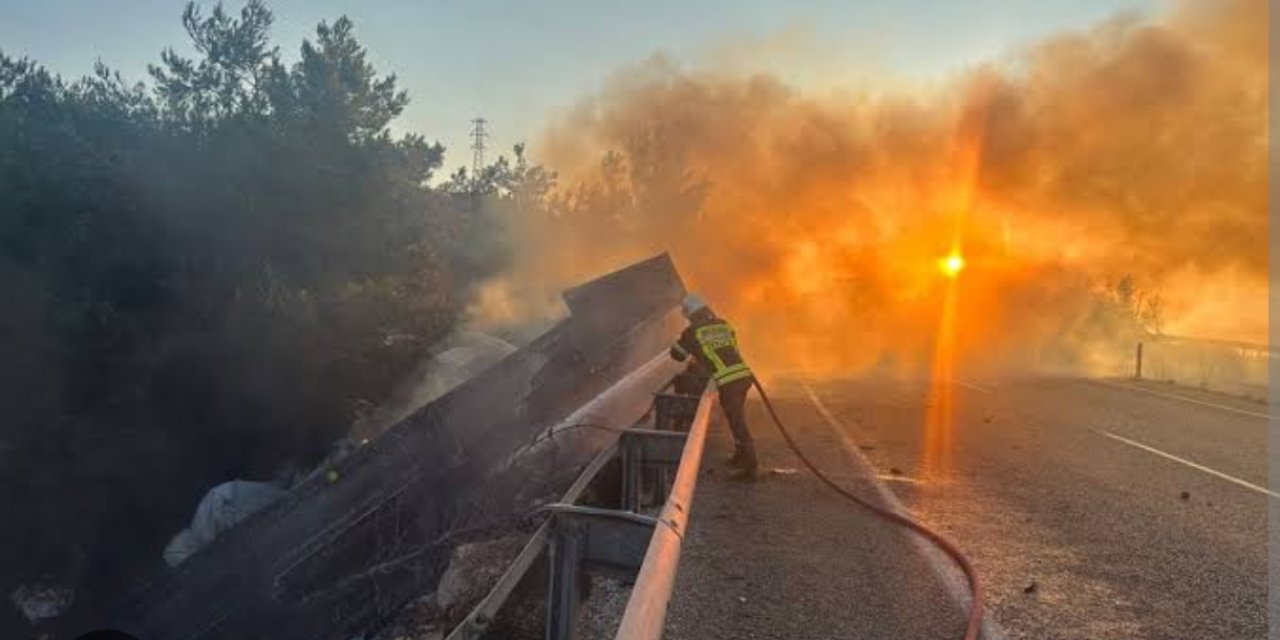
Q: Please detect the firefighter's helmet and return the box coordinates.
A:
[681,294,708,319]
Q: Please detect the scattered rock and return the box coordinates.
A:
[1179,491,1191,501]
[10,584,74,622]
[367,619,444,640]
[889,467,903,476]
[1023,581,1038,595]
[737,596,747,604]
[575,576,632,638]
[983,415,994,423]
[435,536,524,612]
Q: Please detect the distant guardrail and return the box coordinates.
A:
[1134,335,1271,400]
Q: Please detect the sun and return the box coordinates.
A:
[938,251,965,278]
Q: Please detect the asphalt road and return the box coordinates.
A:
[662,376,1267,639]
[665,385,969,640]
[798,376,1269,639]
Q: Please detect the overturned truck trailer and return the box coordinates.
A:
[108,254,688,640]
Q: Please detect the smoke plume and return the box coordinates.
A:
[482,0,1266,378]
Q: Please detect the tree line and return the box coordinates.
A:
[0,1,553,626]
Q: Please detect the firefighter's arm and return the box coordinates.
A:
[669,327,697,362]
[670,343,690,362]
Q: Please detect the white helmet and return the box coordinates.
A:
[681,293,709,319]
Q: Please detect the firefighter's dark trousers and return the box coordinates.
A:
[718,377,755,449]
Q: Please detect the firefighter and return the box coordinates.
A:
[670,294,758,481]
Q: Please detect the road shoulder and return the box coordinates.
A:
[664,386,970,640]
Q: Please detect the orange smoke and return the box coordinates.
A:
[477,0,1267,380]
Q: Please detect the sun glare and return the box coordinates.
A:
[939,252,966,278]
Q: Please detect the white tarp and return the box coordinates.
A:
[164,480,285,567]
[164,333,516,567]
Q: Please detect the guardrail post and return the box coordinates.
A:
[620,429,688,513]
[654,392,700,432]
[1135,341,1144,380]
[545,514,585,640]
[620,431,645,514]
[622,435,637,514]
[614,391,716,640]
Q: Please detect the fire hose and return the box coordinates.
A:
[750,378,986,640]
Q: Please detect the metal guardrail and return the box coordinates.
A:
[1134,335,1271,400]
[613,388,713,640]
[445,384,714,640]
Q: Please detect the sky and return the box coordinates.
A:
[0,0,1158,175]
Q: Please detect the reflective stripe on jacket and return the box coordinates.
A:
[670,318,752,386]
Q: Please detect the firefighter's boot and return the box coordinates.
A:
[726,444,758,482]
[726,445,747,469]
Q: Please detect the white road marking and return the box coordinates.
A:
[1092,379,1272,420]
[1093,429,1279,499]
[953,379,992,394]
[800,382,1008,640]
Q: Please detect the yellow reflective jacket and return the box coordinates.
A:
[669,317,753,386]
